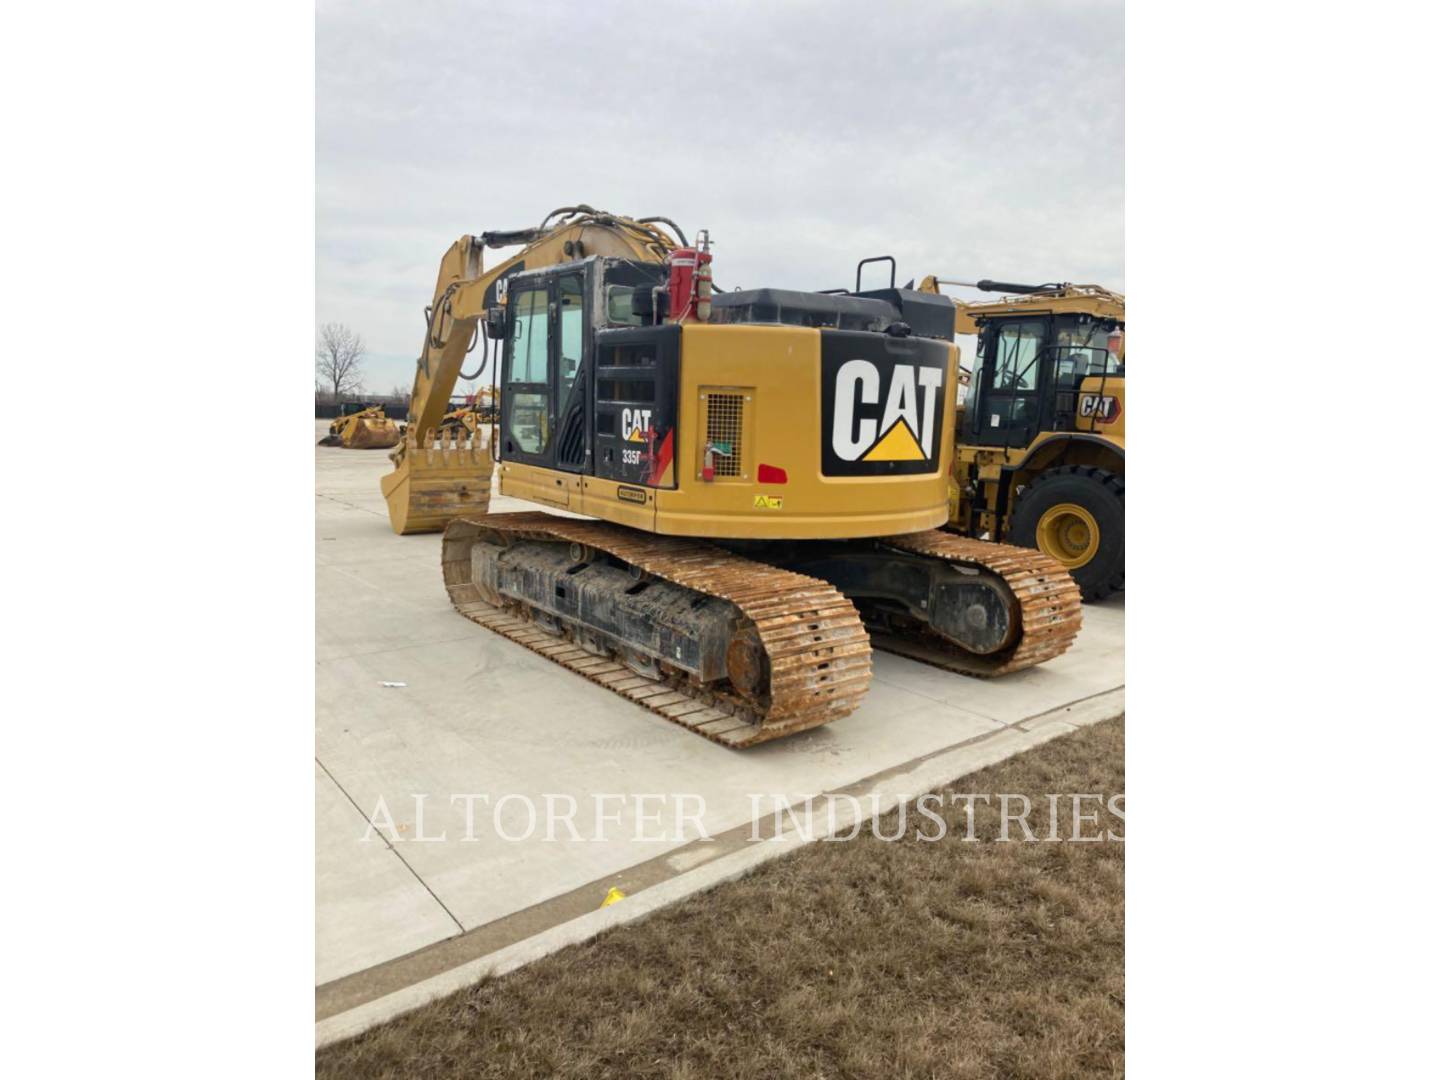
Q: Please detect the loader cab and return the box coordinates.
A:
[967,313,1124,448]
[497,257,668,474]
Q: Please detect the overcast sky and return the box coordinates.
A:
[318,0,1123,395]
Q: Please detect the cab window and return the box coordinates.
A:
[510,288,549,382]
[506,287,550,453]
[1053,321,1124,383]
[991,320,1045,391]
[558,275,583,407]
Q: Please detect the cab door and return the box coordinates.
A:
[499,269,589,472]
[550,271,589,473]
[973,318,1047,448]
[500,278,556,468]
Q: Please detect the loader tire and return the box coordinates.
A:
[1009,466,1124,602]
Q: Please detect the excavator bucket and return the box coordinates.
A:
[341,414,402,449]
[318,407,403,450]
[380,425,493,534]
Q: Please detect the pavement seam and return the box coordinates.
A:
[316,492,387,518]
[315,756,465,936]
[1016,683,1126,726]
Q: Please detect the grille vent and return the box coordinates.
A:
[706,393,743,477]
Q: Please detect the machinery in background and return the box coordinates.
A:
[918,277,1125,601]
[318,404,403,449]
[436,388,501,439]
[421,230,1081,747]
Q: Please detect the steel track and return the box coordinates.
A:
[442,513,872,747]
[873,530,1083,676]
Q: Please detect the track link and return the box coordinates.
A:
[872,531,1083,676]
[442,513,872,747]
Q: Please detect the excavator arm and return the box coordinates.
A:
[383,206,684,534]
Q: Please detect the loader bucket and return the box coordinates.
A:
[343,416,402,450]
[380,426,493,534]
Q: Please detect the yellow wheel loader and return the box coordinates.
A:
[318,404,403,449]
[388,211,1082,746]
[919,278,1125,602]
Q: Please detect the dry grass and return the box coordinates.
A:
[318,718,1124,1079]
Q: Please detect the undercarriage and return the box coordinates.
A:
[442,513,1081,746]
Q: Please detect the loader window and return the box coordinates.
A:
[1052,320,1124,384]
[992,322,1044,391]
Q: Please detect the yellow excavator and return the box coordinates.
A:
[919,278,1125,601]
[383,209,1082,746]
[318,404,402,449]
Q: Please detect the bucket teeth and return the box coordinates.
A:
[380,427,494,534]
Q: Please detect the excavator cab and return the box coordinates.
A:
[380,209,690,535]
[495,258,668,478]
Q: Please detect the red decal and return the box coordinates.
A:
[647,429,674,486]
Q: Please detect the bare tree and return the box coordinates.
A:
[316,323,366,401]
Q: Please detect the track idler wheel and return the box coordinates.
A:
[725,626,771,709]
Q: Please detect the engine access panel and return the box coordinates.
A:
[591,324,681,490]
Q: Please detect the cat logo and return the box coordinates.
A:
[622,407,652,442]
[821,343,950,477]
[1079,394,1120,423]
[753,495,783,510]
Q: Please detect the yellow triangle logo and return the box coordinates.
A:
[627,427,645,442]
[862,419,926,462]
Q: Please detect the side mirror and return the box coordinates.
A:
[483,306,506,340]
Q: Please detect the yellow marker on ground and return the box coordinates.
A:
[601,886,626,908]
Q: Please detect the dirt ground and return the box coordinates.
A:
[318,717,1125,1079]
